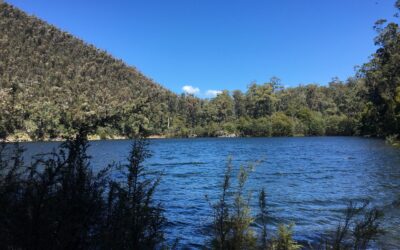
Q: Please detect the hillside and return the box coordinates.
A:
[0,2,176,139]
[0,1,399,141]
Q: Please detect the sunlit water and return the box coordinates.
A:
[20,137,400,249]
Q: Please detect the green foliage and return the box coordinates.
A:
[100,137,165,249]
[223,122,238,135]
[207,158,308,250]
[358,5,400,137]
[208,158,233,249]
[95,126,118,140]
[271,113,294,137]
[231,165,257,249]
[1,1,400,140]
[233,90,246,119]
[209,90,235,123]
[246,82,278,118]
[237,117,271,137]
[322,201,383,250]
[0,129,166,249]
[0,89,14,138]
[0,130,110,249]
[325,115,356,136]
[0,3,174,139]
[208,159,257,250]
[270,224,302,250]
[295,108,325,136]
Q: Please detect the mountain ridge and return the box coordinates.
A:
[0,2,176,139]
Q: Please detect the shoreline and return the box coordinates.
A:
[2,134,393,144]
[2,134,169,143]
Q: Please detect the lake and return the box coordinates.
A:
[20,137,400,249]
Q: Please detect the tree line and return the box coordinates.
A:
[0,1,399,141]
[169,78,362,138]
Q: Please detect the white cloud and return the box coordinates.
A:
[205,89,222,98]
[182,85,200,95]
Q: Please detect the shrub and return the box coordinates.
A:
[100,137,166,249]
[252,117,272,137]
[237,117,271,137]
[271,113,294,136]
[0,129,166,249]
[295,108,325,136]
[208,158,233,249]
[207,158,257,249]
[0,130,109,249]
[207,158,304,250]
[325,115,356,136]
[270,224,301,250]
[324,201,383,250]
[237,117,254,136]
[223,122,238,135]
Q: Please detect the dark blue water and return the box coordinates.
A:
[20,137,400,249]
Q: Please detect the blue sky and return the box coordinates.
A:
[6,0,397,97]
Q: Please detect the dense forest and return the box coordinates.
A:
[0,1,399,141]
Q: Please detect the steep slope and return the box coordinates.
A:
[0,2,176,139]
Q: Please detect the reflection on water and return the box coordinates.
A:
[20,137,400,249]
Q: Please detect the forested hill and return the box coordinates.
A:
[0,2,177,139]
[0,2,399,141]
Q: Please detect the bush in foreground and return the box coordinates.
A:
[207,158,384,250]
[0,130,166,249]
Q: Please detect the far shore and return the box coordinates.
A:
[3,134,172,143]
[3,134,238,143]
[3,132,243,143]
[4,133,399,148]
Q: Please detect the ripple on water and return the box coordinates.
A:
[20,137,400,249]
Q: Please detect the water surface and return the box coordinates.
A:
[21,137,400,249]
